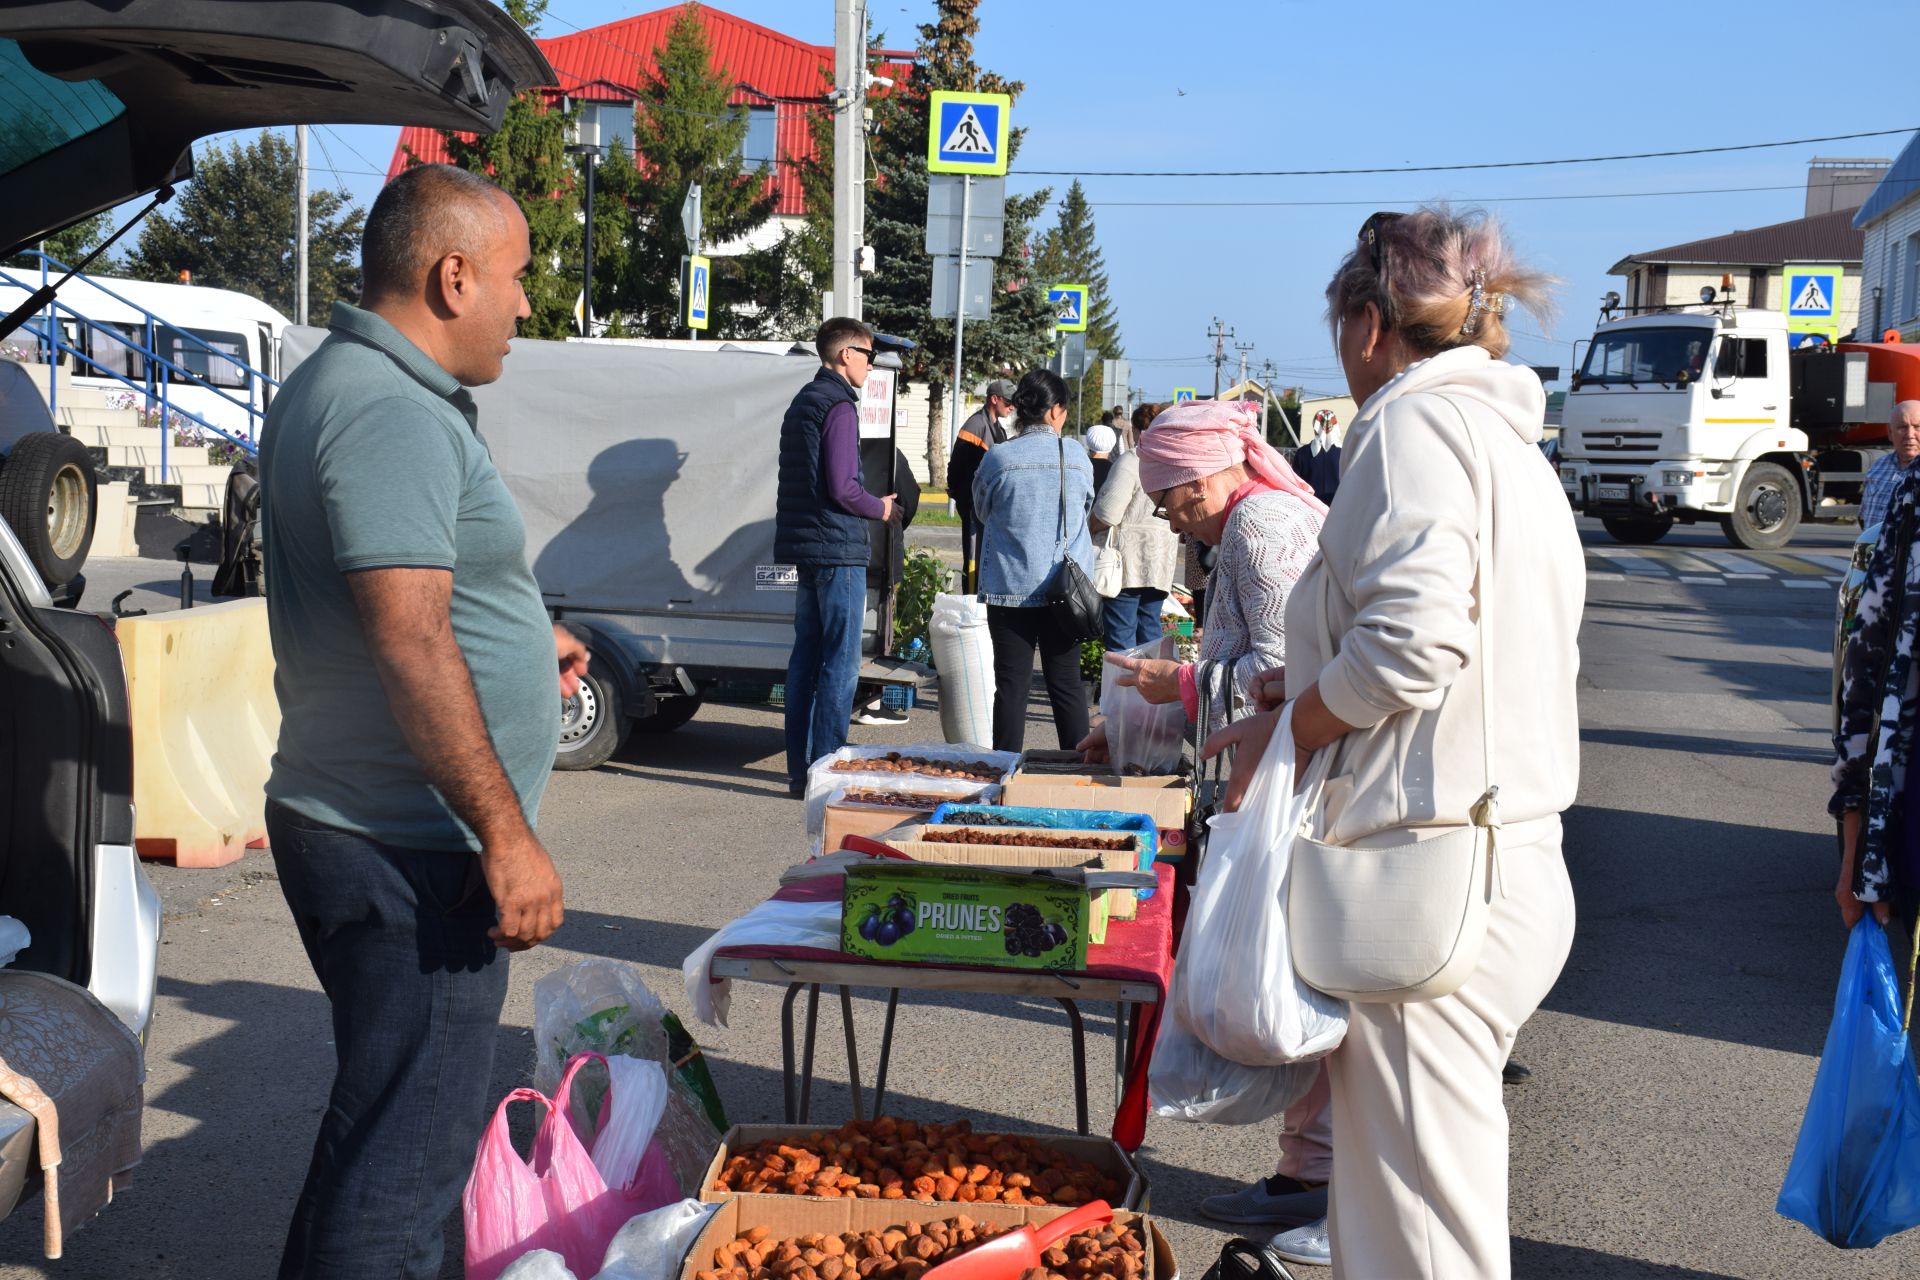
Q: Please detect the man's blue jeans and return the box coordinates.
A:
[1102,587,1168,654]
[785,563,866,788]
[267,801,508,1280]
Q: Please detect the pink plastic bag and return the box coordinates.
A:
[463,1058,626,1280]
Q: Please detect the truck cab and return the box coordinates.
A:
[1558,305,1809,547]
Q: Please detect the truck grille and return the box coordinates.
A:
[1579,431,1663,456]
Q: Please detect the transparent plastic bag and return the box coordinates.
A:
[597,1199,719,1280]
[1100,638,1187,775]
[497,1251,575,1280]
[1148,1014,1320,1125]
[1169,703,1347,1065]
[804,744,1018,851]
[1777,917,1920,1248]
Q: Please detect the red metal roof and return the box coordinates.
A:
[388,3,910,218]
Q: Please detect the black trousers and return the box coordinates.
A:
[987,604,1090,753]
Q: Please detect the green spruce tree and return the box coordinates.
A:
[123,132,363,316]
[859,0,1053,483]
[1036,179,1121,426]
[593,2,780,337]
[423,0,581,339]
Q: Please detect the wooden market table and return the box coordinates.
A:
[705,860,1177,1151]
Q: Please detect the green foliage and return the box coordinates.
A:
[592,2,783,337]
[122,132,363,317]
[1080,638,1105,685]
[891,547,949,660]
[855,0,1054,481]
[1036,181,1121,426]
[7,213,112,271]
[428,2,579,338]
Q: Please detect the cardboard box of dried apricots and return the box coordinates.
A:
[700,1120,1147,1212]
[677,1193,1168,1280]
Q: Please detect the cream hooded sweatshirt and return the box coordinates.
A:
[1285,345,1584,846]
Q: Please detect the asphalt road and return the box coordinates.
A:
[1,518,1909,1278]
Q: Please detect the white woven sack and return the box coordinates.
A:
[928,591,995,747]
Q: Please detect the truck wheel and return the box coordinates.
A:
[1600,514,1674,545]
[1720,462,1801,550]
[554,661,627,770]
[0,431,96,587]
[634,694,704,734]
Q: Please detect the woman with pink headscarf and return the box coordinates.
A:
[1079,398,1326,750]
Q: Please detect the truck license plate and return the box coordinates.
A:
[1597,484,1629,500]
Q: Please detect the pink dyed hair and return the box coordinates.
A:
[1323,204,1556,359]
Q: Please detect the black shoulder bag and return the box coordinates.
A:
[1043,432,1102,640]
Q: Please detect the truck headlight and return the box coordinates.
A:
[1662,470,1694,487]
[1559,467,1576,486]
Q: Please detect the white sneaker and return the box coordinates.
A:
[854,707,909,726]
[1268,1218,1330,1267]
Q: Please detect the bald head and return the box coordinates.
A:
[361,164,513,305]
[1893,400,1920,466]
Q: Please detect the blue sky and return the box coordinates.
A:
[292,0,1918,401]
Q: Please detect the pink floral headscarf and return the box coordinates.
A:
[1135,399,1327,516]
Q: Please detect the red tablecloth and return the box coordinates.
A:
[713,860,1176,1150]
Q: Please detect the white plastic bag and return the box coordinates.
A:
[597,1199,719,1280]
[1100,637,1187,775]
[681,898,844,1026]
[1169,702,1347,1065]
[1092,529,1124,598]
[1149,1015,1320,1124]
[929,592,996,747]
[587,1056,672,1197]
[498,1250,576,1280]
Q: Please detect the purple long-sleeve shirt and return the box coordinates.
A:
[823,400,885,519]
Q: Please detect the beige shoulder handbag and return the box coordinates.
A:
[1286,398,1502,1004]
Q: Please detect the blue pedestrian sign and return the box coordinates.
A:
[1787,272,1835,317]
[927,91,1011,176]
[1049,283,1089,333]
[1173,387,1197,404]
[685,254,711,331]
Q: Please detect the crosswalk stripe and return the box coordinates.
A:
[1691,550,1778,574]
[1592,549,1670,575]
[1749,552,1837,575]
[1661,550,1724,574]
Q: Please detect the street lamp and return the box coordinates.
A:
[566,109,604,335]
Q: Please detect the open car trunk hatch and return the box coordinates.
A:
[0,0,555,256]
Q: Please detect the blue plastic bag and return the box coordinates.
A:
[1777,917,1920,1248]
[926,803,1157,897]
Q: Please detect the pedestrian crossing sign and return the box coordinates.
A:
[686,254,711,330]
[1049,283,1089,333]
[927,91,1011,175]
[1173,387,1197,404]
[1787,270,1836,317]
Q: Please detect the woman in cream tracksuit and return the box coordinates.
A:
[1215,205,1584,1279]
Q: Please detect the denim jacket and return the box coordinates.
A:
[972,426,1095,607]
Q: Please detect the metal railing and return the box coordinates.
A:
[0,253,275,480]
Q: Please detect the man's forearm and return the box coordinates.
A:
[349,571,532,845]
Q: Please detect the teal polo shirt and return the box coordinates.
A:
[259,302,558,851]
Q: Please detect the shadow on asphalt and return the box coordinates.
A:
[1512,1237,1749,1277]
[1580,728,1831,766]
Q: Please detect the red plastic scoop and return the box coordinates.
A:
[923,1201,1114,1280]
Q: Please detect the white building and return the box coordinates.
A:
[1850,132,1920,340]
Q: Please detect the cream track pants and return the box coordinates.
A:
[1326,816,1576,1279]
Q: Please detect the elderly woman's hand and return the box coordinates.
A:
[1105,652,1183,704]
[1248,667,1286,712]
[1836,810,1892,928]
[1200,708,1285,812]
[1076,722,1111,766]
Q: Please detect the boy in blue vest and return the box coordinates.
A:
[775,317,896,794]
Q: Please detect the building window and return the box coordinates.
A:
[578,100,633,155]
[1906,232,1920,321]
[740,105,776,168]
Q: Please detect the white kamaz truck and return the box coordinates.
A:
[1557,290,1920,548]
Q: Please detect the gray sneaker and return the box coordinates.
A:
[1269,1217,1330,1267]
[1198,1176,1329,1227]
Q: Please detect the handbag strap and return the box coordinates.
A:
[1055,430,1071,556]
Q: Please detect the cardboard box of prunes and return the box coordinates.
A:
[1001,767,1190,859]
[841,861,1093,970]
[678,1194,1160,1280]
[700,1121,1147,1212]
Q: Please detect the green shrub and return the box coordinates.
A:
[891,548,949,661]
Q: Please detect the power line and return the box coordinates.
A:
[1012,125,1917,178]
[1088,176,1918,209]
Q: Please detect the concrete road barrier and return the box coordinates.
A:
[117,598,278,868]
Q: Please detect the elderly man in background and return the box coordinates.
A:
[947,377,1017,591]
[259,163,583,1279]
[1861,400,1920,533]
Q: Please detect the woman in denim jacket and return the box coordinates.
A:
[972,369,1096,751]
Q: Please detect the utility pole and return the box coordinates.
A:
[832,0,867,320]
[1233,341,1254,392]
[294,125,308,326]
[1207,317,1233,398]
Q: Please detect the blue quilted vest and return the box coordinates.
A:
[774,367,868,566]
